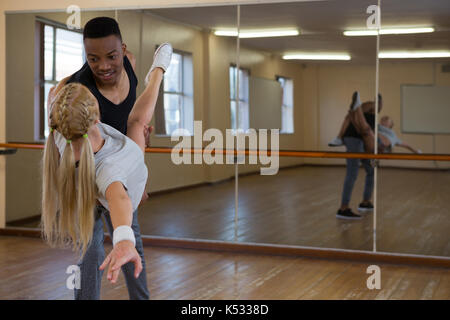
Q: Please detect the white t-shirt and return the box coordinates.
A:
[378,124,402,147]
[54,122,148,211]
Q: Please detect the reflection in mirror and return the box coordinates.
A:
[377,162,450,257]
[131,6,239,240]
[5,149,42,228]
[236,0,379,153]
[5,6,241,243]
[378,0,450,156]
[376,0,450,257]
[235,161,374,251]
[234,0,377,250]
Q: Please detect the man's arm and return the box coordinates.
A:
[99,181,143,283]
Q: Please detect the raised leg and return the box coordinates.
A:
[127,43,173,152]
[348,107,375,153]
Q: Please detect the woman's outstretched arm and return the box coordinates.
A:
[100,181,143,283]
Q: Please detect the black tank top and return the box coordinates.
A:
[343,112,375,139]
[66,56,138,135]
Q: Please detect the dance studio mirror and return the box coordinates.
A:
[4,1,380,252]
[377,161,450,257]
[233,0,378,251]
[4,1,448,258]
[377,0,450,257]
[4,5,241,243]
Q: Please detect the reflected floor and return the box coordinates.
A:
[139,166,450,256]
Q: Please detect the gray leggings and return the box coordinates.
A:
[74,205,149,300]
[341,137,374,206]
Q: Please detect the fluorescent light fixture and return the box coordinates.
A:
[379,51,450,59]
[344,27,434,36]
[344,30,378,36]
[214,29,299,38]
[381,27,434,34]
[214,30,238,37]
[239,29,299,38]
[283,53,351,61]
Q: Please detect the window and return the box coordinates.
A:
[229,65,250,133]
[37,19,84,139]
[277,76,294,133]
[156,50,194,136]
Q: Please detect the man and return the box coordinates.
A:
[48,17,171,300]
[335,92,382,220]
[51,17,138,135]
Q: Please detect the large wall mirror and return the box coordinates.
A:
[5,5,240,243]
[3,0,448,259]
[234,0,378,251]
[377,0,450,257]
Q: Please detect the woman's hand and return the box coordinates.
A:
[99,240,143,284]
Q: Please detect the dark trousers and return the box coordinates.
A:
[341,137,374,206]
[74,205,149,300]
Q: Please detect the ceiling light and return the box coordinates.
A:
[379,51,450,59]
[344,27,434,36]
[214,29,299,38]
[343,30,378,36]
[214,30,238,37]
[283,53,351,61]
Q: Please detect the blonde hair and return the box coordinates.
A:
[41,83,100,256]
[381,115,394,128]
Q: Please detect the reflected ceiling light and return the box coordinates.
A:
[344,30,378,36]
[379,51,450,59]
[214,29,299,38]
[381,27,434,35]
[344,27,434,37]
[214,30,239,37]
[283,53,351,61]
[344,27,434,36]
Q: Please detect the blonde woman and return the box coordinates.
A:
[42,43,172,300]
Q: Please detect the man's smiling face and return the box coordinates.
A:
[84,34,125,86]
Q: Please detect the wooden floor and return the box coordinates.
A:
[0,236,448,300]
[7,166,450,257]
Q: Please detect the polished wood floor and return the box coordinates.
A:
[8,166,450,257]
[0,236,448,300]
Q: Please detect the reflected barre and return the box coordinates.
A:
[1,142,450,161]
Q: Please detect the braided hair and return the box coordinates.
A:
[42,83,99,255]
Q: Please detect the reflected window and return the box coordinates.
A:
[276,76,294,134]
[38,20,84,139]
[156,50,194,136]
[229,65,249,133]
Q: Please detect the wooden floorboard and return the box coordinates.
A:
[0,236,448,300]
